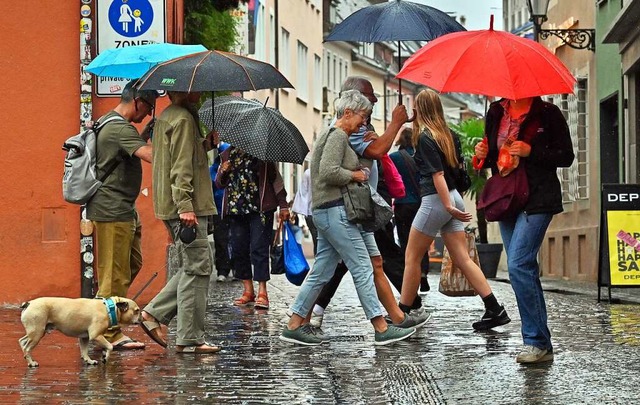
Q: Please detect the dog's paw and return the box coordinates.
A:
[27,361,39,368]
[83,358,99,366]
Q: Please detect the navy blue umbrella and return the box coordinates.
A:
[325,0,465,100]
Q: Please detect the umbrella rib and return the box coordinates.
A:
[220,51,258,91]
[190,51,210,93]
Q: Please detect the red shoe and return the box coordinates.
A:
[233,292,255,306]
[255,293,269,310]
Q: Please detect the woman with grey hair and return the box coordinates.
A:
[280,90,416,346]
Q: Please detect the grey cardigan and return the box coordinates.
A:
[311,127,360,210]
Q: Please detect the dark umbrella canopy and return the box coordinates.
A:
[136,50,293,92]
[324,0,465,42]
[199,96,309,164]
[325,0,465,102]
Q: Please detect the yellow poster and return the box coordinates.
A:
[607,211,640,285]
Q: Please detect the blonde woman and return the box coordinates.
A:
[398,89,510,331]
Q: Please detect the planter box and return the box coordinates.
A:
[477,243,503,279]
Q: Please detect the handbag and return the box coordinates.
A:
[362,186,394,232]
[452,131,471,193]
[477,162,529,222]
[283,222,310,286]
[341,181,373,223]
[270,221,285,275]
[380,154,406,199]
[438,232,478,297]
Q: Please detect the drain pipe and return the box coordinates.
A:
[80,3,96,298]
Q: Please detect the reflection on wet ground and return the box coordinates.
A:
[0,274,638,403]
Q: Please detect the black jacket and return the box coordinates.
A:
[483,97,575,215]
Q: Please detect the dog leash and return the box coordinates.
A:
[131,272,158,301]
[128,232,199,302]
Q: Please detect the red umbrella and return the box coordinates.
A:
[397,16,575,99]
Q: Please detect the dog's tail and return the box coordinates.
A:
[20,301,30,310]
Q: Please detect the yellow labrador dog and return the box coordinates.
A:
[19,296,142,367]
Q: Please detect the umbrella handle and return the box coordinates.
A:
[406,108,416,123]
[472,156,484,170]
[472,138,488,170]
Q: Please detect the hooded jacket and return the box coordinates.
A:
[483,97,575,215]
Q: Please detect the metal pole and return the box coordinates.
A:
[274,0,280,111]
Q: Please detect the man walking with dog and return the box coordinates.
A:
[86,79,157,351]
[140,90,220,354]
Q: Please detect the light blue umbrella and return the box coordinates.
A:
[86,43,207,78]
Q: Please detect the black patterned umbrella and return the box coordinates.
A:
[199,96,309,164]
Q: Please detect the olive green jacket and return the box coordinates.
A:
[152,104,216,220]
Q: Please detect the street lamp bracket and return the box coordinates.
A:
[526,0,595,51]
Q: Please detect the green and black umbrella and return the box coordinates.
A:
[136,50,293,93]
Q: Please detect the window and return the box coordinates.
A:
[297,41,309,101]
[254,4,265,61]
[280,29,290,79]
[547,78,589,202]
[358,42,375,59]
[323,50,330,89]
[313,54,322,110]
[269,12,275,65]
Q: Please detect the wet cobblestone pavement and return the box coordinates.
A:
[1,271,639,404]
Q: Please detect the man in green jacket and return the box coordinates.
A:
[140,91,220,354]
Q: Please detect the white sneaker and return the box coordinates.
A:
[216,275,227,282]
[310,310,324,328]
[516,345,554,364]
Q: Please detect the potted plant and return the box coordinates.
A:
[450,118,503,279]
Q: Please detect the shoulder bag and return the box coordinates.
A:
[341,181,374,223]
[477,162,529,222]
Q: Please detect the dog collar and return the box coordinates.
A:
[102,298,118,327]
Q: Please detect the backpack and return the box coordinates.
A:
[62,115,124,204]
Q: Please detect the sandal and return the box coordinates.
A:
[176,343,222,354]
[255,293,270,310]
[111,337,145,351]
[140,312,168,348]
[233,292,255,306]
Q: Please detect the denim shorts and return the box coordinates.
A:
[412,190,465,237]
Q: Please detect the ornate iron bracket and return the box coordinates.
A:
[538,28,596,51]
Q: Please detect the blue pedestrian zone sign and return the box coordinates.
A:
[96,0,165,96]
[108,0,154,37]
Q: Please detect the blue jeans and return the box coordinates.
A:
[228,211,274,282]
[499,212,553,351]
[289,205,383,320]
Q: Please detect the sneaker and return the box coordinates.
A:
[280,324,323,346]
[309,309,324,328]
[394,309,431,329]
[516,345,554,364]
[374,325,416,346]
[472,305,511,331]
[310,326,329,342]
[216,275,227,282]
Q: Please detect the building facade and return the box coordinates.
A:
[504,0,600,281]
[0,1,185,303]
